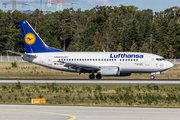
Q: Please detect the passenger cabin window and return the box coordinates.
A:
[87,59,89,61]
[98,59,100,61]
[82,59,84,61]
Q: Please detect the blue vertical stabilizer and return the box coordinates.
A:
[19,21,63,53]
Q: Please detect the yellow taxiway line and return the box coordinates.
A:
[0,109,76,120]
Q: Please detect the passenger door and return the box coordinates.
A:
[48,56,52,65]
[145,56,150,66]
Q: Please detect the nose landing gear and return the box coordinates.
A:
[151,75,155,80]
[151,72,160,80]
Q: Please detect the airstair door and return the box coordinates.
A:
[145,56,150,66]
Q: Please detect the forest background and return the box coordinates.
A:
[0,5,180,58]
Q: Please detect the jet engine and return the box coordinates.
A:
[100,66,120,76]
[119,73,131,76]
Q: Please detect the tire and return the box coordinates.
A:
[151,75,155,80]
[96,74,102,79]
[89,74,95,79]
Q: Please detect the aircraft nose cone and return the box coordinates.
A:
[167,62,174,69]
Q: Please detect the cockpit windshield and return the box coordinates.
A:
[156,58,165,61]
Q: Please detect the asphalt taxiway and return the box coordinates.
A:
[0,79,180,84]
[0,105,180,120]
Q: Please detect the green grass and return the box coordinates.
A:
[0,82,180,107]
[0,62,179,79]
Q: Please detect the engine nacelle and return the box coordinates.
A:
[100,66,120,76]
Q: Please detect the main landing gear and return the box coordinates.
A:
[89,74,102,79]
[96,74,102,79]
[151,75,155,80]
[89,74,95,79]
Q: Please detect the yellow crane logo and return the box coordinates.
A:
[25,33,36,45]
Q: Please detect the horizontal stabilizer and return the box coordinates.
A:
[7,50,37,58]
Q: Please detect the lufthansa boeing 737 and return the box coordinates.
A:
[7,21,174,80]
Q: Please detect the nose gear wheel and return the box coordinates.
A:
[151,75,155,80]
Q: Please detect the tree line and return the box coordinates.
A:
[0,5,180,58]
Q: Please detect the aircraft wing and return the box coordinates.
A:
[57,61,100,72]
[7,50,37,58]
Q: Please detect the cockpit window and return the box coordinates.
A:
[156,58,165,61]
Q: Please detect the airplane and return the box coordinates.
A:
[7,21,174,80]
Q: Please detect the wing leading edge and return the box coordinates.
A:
[57,61,100,72]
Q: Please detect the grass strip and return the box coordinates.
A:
[0,82,180,107]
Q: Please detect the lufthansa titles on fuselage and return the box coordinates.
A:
[110,53,144,58]
[54,56,68,58]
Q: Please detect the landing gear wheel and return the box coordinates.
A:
[151,75,155,80]
[89,74,95,79]
[96,74,102,79]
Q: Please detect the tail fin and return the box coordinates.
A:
[19,21,63,53]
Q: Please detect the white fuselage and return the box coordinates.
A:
[22,52,173,74]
